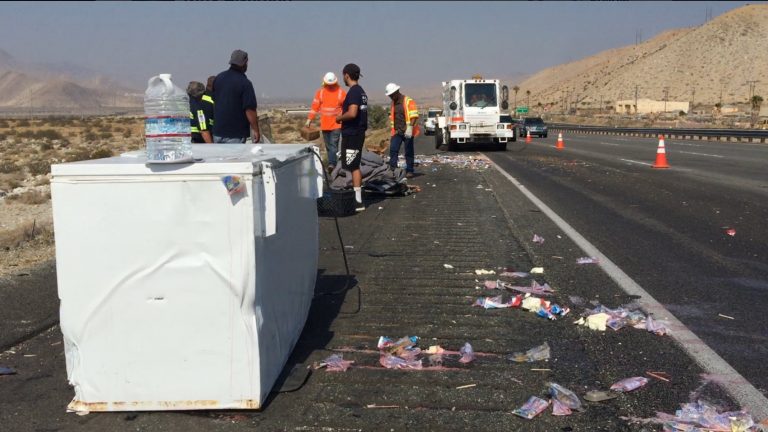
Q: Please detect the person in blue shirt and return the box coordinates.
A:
[212,50,261,143]
[335,63,368,212]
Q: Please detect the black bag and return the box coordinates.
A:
[317,189,356,217]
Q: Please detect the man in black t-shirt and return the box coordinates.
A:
[212,50,261,143]
[335,63,368,212]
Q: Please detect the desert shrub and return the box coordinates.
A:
[90,147,113,159]
[35,176,50,186]
[368,105,389,129]
[26,159,51,176]
[5,189,50,205]
[0,160,19,173]
[39,141,54,151]
[35,129,64,140]
[122,129,132,138]
[83,131,98,142]
[0,133,5,142]
[0,119,9,128]
[0,219,54,251]
[64,147,92,162]
[17,119,30,127]
[98,131,112,140]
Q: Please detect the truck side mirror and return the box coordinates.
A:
[501,101,509,110]
[502,85,509,102]
[449,102,457,110]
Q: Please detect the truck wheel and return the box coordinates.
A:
[496,142,507,151]
[435,127,444,149]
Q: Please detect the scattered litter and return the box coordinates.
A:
[413,154,490,171]
[424,345,445,355]
[378,336,419,354]
[531,368,551,372]
[530,267,545,274]
[378,207,383,210]
[379,354,423,370]
[580,303,669,336]
[551,256,564,259]
[500,271,529,278]
[582,313,610,331]
[532,234,545,244]
[646,371,671,382]
[365,404,400,409]
[718,313,735,320]
[459,342,475,364]
[522,296,549,312]
[0,366,17,376]
[548,382,583,413]
[344,245,354,249]
[315,354,354,372]
[584,390,618,402]
[476,184,484,189]
[456,383,476,389]
[474,294,521,309]
[576,257,600,265]
[428,354,443,367]
[488,280,555,296]
[643,315,668,336]
[23,354,36,358]
[610,376,649,392]
[569,296,586,306]
[552,399,572,416]
[475,269,496,275]
[658,399,757,431]
[443,264,454,269]
[724,227,737,237]
[509,342,551,363]
[513,396,550,419]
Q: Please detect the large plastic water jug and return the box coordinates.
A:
[144,74,192,163]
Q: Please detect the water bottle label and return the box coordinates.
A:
[145,116,191,137]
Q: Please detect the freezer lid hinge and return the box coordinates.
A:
[261,162,277,237]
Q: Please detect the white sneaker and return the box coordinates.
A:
[355,201,365,212]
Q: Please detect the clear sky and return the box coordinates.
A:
[0,1,761,101]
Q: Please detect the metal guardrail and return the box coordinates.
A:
[547,123,768,143]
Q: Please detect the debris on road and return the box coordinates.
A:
[459,342,476,364]
[610,376,649,392]
[646,371,671,382]
[474,294,521,309]
[533,234,545,244]
[413,154,490,171]
[0,366,17,376]
[718,313,735,320]
[723,227,737,237]
[315,354,354,372]
[548,382,583,415]
[456,383,477,390]
[657,399,757,431]
[500,271,530,278]
[485,279,555,296]
[584,390,618,402]
[576,257,600,265]
[509,342,551,363]
[576,304,669,336]
[513,396,550,420]
[475,269,496,275]
[443,264,454,269]
[380,354,423,370]
[365,404,400,409]
[530,267,545,274]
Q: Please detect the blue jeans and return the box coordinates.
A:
[389,134,414,173]
[323,129,341,167]
[213,136,247,144]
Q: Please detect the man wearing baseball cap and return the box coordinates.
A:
[212,49,261,143]
[335,63,368,212]
[305,72,346,170]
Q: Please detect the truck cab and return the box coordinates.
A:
[435,77,514,151]
[423,108,442,135]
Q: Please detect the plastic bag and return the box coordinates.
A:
[610,376,649,392]
[379,354,423,370]
[552,399,572,416]
[576,257,600,264]
[474,295,520,309]
[459,342,476,364]
[509,342,551,363]
[532,234,545,244]
[513,396,550,419]
[316,354,354,372]
[548,382,583,412]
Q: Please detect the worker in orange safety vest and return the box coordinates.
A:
[306,72,347,169]
[386,83,420,177]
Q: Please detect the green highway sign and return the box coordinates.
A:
[516,106,529,114]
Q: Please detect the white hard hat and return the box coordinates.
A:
[323,72,338,85]
[385,83,400,96]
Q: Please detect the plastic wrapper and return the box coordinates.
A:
[521,296,549,312]
[500,271,529,278]
[378,335,419,352]
[610,376,649,392]
[548,382,582,412]
[379,354,423,370]
[474,295,520,309]
[532,234,545,244]
[645,315,668,336]
[509,342,551,363]
[660,400,756,432]
[552,399,572,416]
[513,396,550,419]
[475,269,496,275]
[316,354,354,372]
[459,342,475,364]
[497,280,555,296]
[221,175,245,195]
[576,257,600,264]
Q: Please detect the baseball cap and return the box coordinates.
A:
[342,63,362,78]
[229,49,248,67]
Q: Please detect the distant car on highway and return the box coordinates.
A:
[519,117,548,138]
[424,108,442,135]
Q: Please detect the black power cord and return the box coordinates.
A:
[308,147,360,315]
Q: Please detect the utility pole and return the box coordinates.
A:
[634,85,639,115]
[663,87,669,113]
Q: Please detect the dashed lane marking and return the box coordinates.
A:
[677,150,725,158]
[619,158,653,166]
[487,156,768,421]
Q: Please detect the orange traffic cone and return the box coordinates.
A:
[556,132,565,150]
[525,130,532,144]
[652,135,670,169]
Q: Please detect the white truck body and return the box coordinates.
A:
[435,78,514,150]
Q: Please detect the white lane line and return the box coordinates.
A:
[620,158,653,166]
[487,158,768,420]
[599,142,621,146]
[677,150,725,158]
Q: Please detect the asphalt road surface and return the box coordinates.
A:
[472,131,768,397]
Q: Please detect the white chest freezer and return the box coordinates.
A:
[50,144,324,412]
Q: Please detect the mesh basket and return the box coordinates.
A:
[317,189,356,217]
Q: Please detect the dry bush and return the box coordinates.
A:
[0,160,20,174]
[35,129,64,140]
[0,173,25,191]
[34,176,50,186]
[122,129,132,138]
[0,119,9,128]
[5,189,50,205]
[64,147,92,162]
[98,131,112,140]
[83,130,98,142]
[0,219,54,251]
[38,141,54,151]
[26,159,51,176]
[90,147,113,159]
[17,119,30,127]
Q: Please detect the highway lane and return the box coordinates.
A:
[478,133,768,397]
